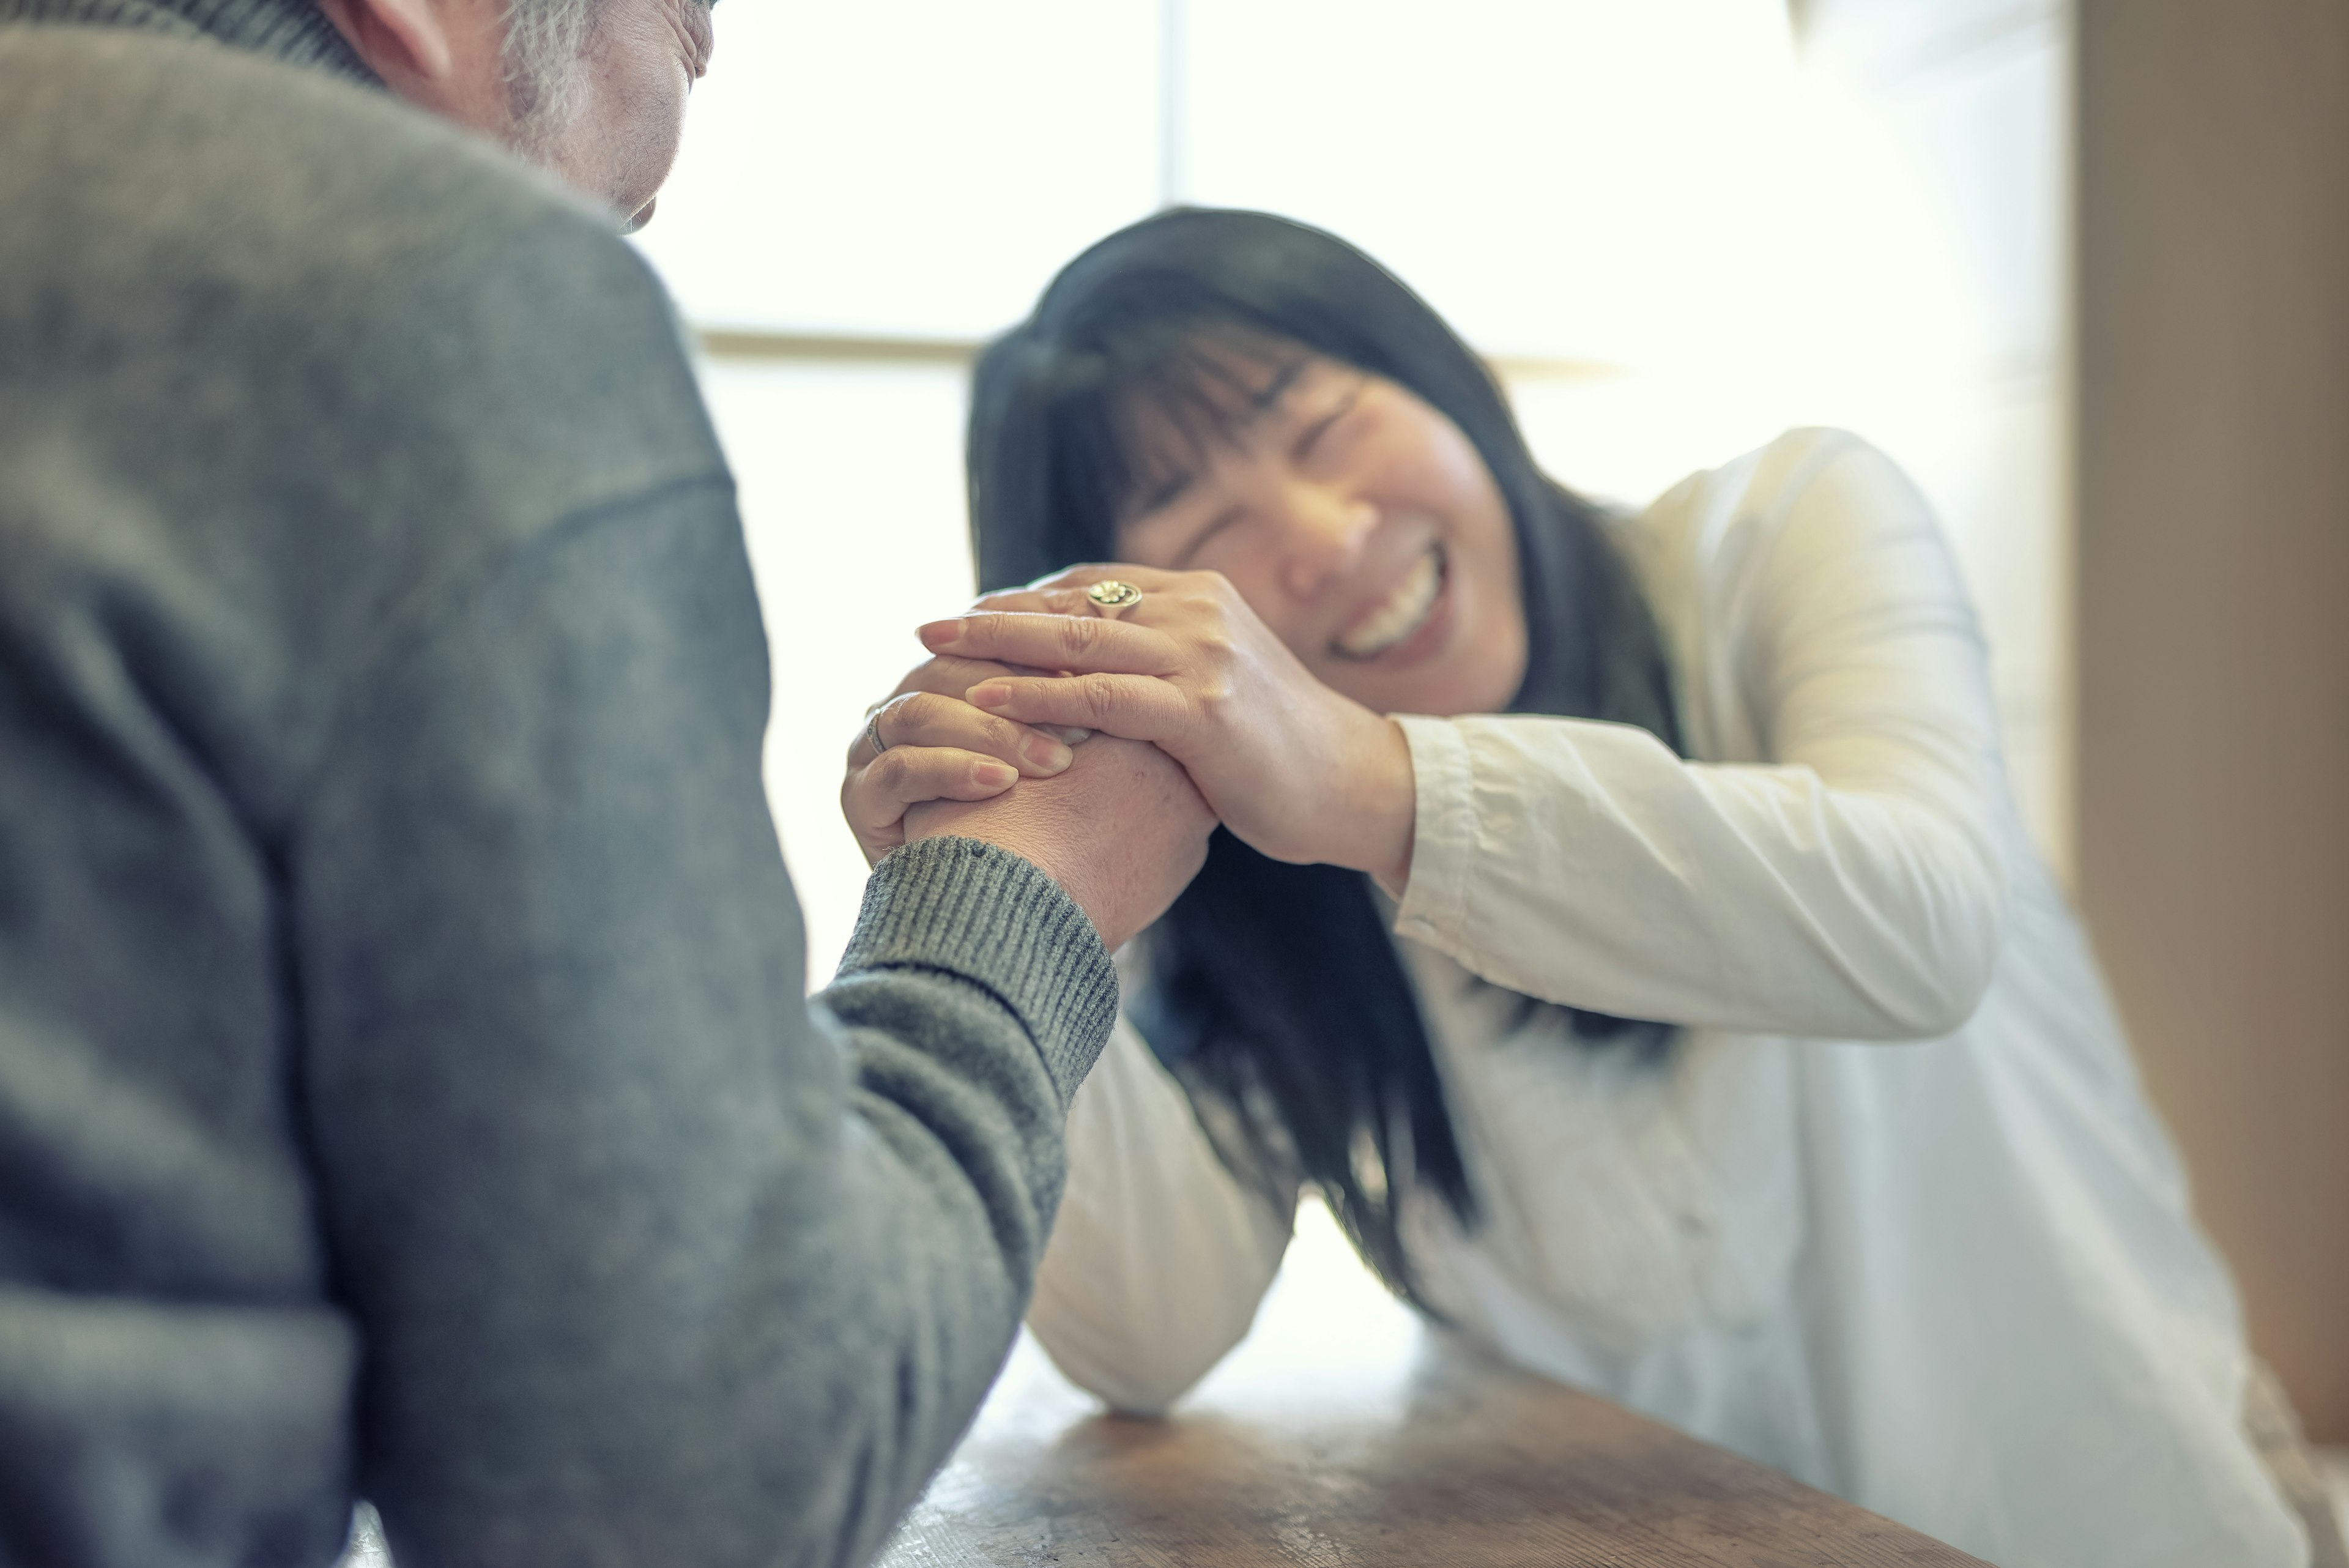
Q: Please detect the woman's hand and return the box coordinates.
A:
[917,566,1417,888]
[842,653,1083,866]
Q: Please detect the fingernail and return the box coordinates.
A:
[976,762,1017,788]
[1025,735,1074,773]
[919,620,963,648]
[967,682,1011,710]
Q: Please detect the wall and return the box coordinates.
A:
[1789,0,2077,878]
[2077,0,2349,1438]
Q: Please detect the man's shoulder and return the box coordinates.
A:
[1,23,588,258]
[0,22,725,553]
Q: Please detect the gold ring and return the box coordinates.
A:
[1086,580,1143,619]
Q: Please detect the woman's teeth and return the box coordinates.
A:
[1337,549,1444,659]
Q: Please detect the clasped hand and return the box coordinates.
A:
[845,565,1416,899]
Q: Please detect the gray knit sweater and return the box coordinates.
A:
[0,6,1119,1566]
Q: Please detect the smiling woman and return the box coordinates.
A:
[946,208,1685,1291]
[1107,350,1528,717]
[628,0,2082,986]
[846,206,2328,1568]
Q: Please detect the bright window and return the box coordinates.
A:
[633,0,2071,984]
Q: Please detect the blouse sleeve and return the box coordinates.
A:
[1025,1017,1296,1415]
[1390,436,2013,1041]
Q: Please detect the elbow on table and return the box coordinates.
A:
[1058,1361,1196,1420]
[1026,1274,1260,1418]
[1028,1321,1232,1418]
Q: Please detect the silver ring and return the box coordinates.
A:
[1086,580,1143,619]
[863,707,889,757]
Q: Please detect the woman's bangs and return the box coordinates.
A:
[1053,321,1307,540]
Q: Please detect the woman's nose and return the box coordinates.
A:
[1273,483,1379,602]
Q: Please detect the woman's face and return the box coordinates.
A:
[1113,352,1529,719]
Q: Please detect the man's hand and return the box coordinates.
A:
[842,653,1080,868]
[906,735,1214,953]
[918,565,1418,891]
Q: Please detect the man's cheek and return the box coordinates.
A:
[618,73,690,215]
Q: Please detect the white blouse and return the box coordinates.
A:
[1026,429,2311,1568]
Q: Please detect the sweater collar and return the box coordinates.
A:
[0,0,379,83]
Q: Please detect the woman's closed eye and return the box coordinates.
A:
[1294,378,1369,466]
[1123,469,1224,568]
[1168,505,1244,569]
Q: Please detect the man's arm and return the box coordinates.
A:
[291,478,1203,1567]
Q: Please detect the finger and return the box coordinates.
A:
[918,611,1180,675]
[866,691,1073,776]
[967,586,1088,618]
[844,744,1017,866]
[974,563,1193,617]
[889,653,1024,700]
[850,745,1022,818]
[1016,563,1180,596]
[975,564,1190,619]
[964,673,1192,743]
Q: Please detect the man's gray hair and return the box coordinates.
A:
[502,0,595,124]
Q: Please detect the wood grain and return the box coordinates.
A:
[880,1206,1989,1568]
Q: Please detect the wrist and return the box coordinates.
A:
[907,808,1105,942]
[1336,712,1416,894]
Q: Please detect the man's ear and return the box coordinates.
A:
[319,0,459,100]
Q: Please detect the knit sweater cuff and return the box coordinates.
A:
[838,838,1119,1103]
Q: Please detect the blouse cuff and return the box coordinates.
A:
[1391,714,1477,950]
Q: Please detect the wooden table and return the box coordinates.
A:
[880,1206,1989,1568]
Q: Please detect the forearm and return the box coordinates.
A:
[298,493,1121,1568]
[1393,715,2008,1039]
[325,842,1115,1568]
[797,841,1125,1563]
[1393,439,2023,1041]
[1027,1020,1294,1415]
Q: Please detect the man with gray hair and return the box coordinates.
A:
[0,0,1213,1564]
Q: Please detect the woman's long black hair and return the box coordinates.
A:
[967,209,1683,1302]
